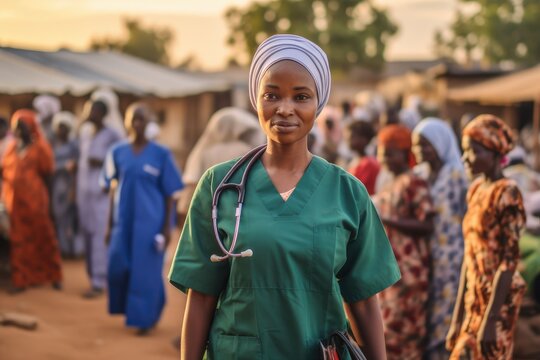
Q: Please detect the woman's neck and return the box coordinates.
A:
[131,134,148,147]
[483,167,504,182]
[263,141,312,172]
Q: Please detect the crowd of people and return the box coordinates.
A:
[0,90,184,336]
[2,34,540,360]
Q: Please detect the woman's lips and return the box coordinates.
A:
[271,120,298,133]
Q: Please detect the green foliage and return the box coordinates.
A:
[435,0,540,66]
[90,19,173,65]
[224,0,398,73]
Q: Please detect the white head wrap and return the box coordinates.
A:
[413,117,464,170]
[90,87,126,137]
[249,34,331,117]
[33,95,61,123]
[52,111,76,133]
[183,107,264,184]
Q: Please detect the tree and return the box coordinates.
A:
[90,19,174,65]
[224,0,398,74]
[435,0,540,67]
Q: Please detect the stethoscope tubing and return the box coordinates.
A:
[210,144,267,262]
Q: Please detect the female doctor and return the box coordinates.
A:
[169,34,400,360]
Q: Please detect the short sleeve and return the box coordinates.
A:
[159,150,184,197]
[100,147,117,191]
[497,184,526,272]
[338,196,401,303]
[168,169,230,296]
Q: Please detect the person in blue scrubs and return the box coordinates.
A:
[101,103,183,334]
[169,34,401,359]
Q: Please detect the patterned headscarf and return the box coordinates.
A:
[249,34,331,117]
[11,109,41,139]
[462,114,515,155]
[413,117,464,170]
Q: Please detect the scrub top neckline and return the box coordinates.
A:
[129,141,152,157]
[251,155,329,216]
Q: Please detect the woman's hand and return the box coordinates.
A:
[478,318,497,358]
[445,320,461,351]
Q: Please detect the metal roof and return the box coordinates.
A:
[448,64,540,104]
[0,47,229,97]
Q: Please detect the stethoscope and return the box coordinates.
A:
[210,144,267,262]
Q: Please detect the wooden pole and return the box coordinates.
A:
[533,98,540,170]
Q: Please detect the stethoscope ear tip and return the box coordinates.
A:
[210,254,222,262]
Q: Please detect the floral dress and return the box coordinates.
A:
[450,178,526,360]
[373,171,433,360]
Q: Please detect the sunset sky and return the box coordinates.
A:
[0,0,458,69]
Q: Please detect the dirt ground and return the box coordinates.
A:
[0,235,186,360]
[1,232,540,360]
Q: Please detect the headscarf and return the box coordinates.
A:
[183,107,265,184]
[249,34,331,117]
[378,124,415,167]
[413,117,464,170]
[90,87,126,137]
[462,114,515,155]
[378,124,412,150]
[33,95,61,123]
[11,109,41,139]
[52,111,76,133]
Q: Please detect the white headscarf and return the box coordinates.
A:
[90,87,126,137]
[33,95,61,123]
[249,34,331,117]
[52,111,76,133]
[183,107,265,184]
[413,117,463,170]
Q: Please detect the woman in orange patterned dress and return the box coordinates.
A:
[446,115,526,359]
[372,124,434,360]
[1,109,62,292]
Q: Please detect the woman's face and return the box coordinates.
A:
[256,60,318,146]
[128,108,148,138]
[55,123,70,141]
[461,136,497,179]
[377,145,408,175]
[14,121,31,142]
[412,133,440,167]
[346,131,369,154]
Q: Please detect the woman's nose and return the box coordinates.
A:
[276,99,294,116]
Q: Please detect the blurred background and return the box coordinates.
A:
[1,1,540,359]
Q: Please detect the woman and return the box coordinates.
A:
[446,115,526,360]
[1,109,62,292]
[411,118,468,359]
[346,120,380,195]
[372,124,434,360]
[101,103,183,334]
[51,111,80,257]
[169,34,400,360]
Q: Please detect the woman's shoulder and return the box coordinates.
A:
[494,178,524,208]
[315,156,371,199]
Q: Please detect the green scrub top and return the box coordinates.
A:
[169,156,400,359]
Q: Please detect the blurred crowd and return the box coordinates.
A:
[1,88,540,358]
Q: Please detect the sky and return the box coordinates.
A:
[0,0,459,70]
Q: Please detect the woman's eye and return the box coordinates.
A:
[263,93,277,100]
[296,94,310,101]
